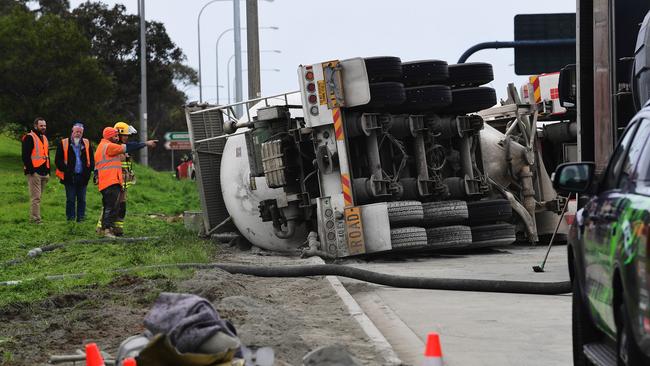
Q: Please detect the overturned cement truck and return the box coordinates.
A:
[185,57,567,257]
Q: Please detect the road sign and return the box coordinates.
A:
[164,140,191,150]
[164,131,190,141]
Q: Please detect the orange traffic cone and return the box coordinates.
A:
[85,343,105,366]
[122,358,137,366]
[423,332,444,366]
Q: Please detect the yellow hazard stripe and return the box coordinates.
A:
[333,108,344,141]
[341,173,353,207]
[529,76,541,104]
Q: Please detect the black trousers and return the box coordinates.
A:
[100,184,122,229]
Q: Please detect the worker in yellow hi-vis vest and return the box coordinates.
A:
[96,122,156,236]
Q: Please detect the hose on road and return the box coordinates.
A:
[0,262,571,295]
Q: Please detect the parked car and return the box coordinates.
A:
[176,155,195,180]
[555,109,650,365]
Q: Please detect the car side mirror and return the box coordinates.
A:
[558,64,577,109]
[552,162,595,194]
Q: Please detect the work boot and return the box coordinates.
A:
[112,227,124,237]
[103,228,116,238]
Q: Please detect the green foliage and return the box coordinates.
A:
[0,0,197,170]
[0,134,209,307]
[72,2,197,159]
[0,7,114,139]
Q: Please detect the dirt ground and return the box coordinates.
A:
[0,249,385,365]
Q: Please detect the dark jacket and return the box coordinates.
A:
[21,128,50,176]
[54,138,95,185]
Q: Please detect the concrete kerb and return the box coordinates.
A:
[307,257,403,365]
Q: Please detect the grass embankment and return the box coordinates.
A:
[0,134,212,306]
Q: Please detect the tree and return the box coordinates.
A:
[72,2,197,168]
[0,7,113,138]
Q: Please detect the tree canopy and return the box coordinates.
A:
[0,0,197,168]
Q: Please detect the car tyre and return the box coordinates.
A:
[364,56,403,83]
[441,87,497,115]
[425,225,472,250]
[390,226,428,250]
[366,82,407,109]
[447,62,494,87]
[401,60,449,86]
[422,200,468,227]
[467,199,512,225]
[387,201,424,227]
[470,224,516,248]
[401,85,452,112]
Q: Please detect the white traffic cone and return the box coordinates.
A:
[422,332,444,366]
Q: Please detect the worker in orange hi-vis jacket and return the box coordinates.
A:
[94,127,156,237]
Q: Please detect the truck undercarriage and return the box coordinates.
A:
[186,56,566,257]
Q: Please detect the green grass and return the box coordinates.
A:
[0,134,212,306]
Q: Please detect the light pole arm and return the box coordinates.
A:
[197,0,228,103]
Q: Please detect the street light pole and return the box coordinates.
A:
[197,0,228,103]
[247,0,260,99]
[231,68,279,104]
[227,50,280,103]
[233,0,243,115]
[215,26,278,104]
[138,0,148,166]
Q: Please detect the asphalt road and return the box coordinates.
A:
[340,244,571,366]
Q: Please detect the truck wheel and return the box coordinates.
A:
[367,82,407,108]
[401,85,452,112]
[441,87,497,115]
[447,62,494,87]
[364,56,402,82]
[470,224,516,248]
[387,201,424,227]
[425,225,472,249]
[467,199,512,225]
[390,226,428,250]
[422,200,468,227]
[616,300,649,365]
[401,60,449,86]
[572,279,600,366]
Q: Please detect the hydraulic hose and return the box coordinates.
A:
[0,263,572,295]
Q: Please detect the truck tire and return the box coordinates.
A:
[367,82,407,108]
[441,87,497,115]
[470,224,516,248]
[390,226,428,250]
[401,60,449,86]
[401,85,452,112]
[364,56,402,83]
[425,225,472,249]
[422,200,468,227]
[447,62,494,87]
[467,199,512,225]
[387,201,424,226]
[572,279,600,366]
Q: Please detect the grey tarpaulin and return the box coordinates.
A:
[143,292,239,353]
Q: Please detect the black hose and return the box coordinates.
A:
[130,263,572,295]
[1,263,572,295]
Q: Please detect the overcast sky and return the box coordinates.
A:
[70,0,576,105]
